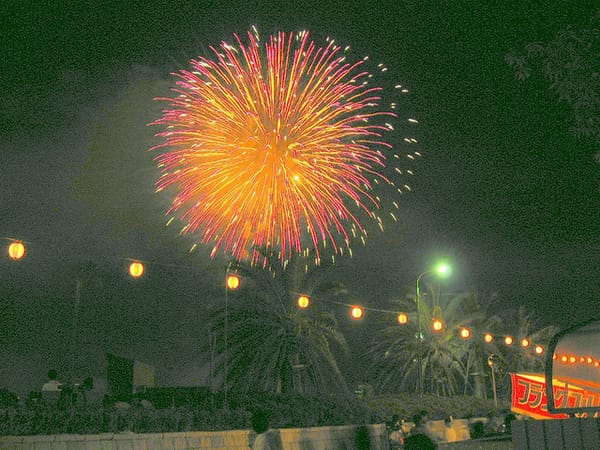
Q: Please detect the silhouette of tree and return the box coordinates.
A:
[204,249,349,395]
[506,10,600,161]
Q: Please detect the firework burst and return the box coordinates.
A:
[151,29,417,265]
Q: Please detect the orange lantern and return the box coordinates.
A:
[297,295,310,309]
[484,333,494,343]
[504,336,514,346]
[535,345,544,355]
[587,357,594,364]
[397,313,408,324]
[226,274,240,290]
[8,241,26,260]
[129,261,145,278]
[520,338,530,348]
[561,355,568,363]
[569,355,577,364]
[350,306,364,320]
[432,319,444,332]
[460,327,471,339]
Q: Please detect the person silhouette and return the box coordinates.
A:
[41,369,62,392]
[41,369,63,407]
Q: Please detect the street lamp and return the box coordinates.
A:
[415,261,451,395]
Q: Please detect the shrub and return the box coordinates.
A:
[364,394,510,422]
[0,392,507,436]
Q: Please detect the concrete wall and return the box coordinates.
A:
[425,418,473,442]
[0,423,388,450]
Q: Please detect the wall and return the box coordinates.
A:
[0,423,388,450]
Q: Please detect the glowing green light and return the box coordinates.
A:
[434,262,451,278]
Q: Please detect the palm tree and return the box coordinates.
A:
[456,292,505,398]
[367,286,478,395]
[491,306,559,397]
[203,249,350,395]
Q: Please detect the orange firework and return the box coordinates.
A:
[151,29,410,264]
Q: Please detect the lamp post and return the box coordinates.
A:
[415,262,451,395]
[224,266,240,409]
[488,354,498,409]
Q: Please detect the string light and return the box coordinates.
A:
[226,273,241,290]
[5,237,550,359]
[128,261,145,278]
[297,295,310,309]
[8,241,26,260]
[351,306,364,320]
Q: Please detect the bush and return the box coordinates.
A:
[0,391,506,436]
[364,394,510,422]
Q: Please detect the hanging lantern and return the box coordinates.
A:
[432,319,444,332]
[297,295,310,309]
[484,333,494,343]
[460,327,471,339]
[520,338,530,348]
[535,345,544,355]
[226,273,240,290]
[8,241,26,260]
[397,312,408,324]
[350,306,364,320]
[129,261,145,278]
[504,336,513,346]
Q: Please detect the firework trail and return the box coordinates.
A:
[151,29,418,265]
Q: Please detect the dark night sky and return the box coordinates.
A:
[2,0,599,395]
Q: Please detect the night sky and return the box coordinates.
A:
[2,0,599,396]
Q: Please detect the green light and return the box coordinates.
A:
[434,262,451,278]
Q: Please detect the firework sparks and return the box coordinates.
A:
[151,30,413,264]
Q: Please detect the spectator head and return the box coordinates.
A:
[413,410,429,427]
[251,410,270,434]
[404,433,437,450]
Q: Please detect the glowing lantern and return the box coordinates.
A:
[504,336,513,346]
[432,319,444,332]
[569,355,577,364]
[350,306,364,320]
[460,327,471,339]
[580,356,586,363]
[520,338,530,348]
[129,261,145,278]
[587,357,594,364]
[8,241,26,260]
[535,345,544,355]
[226,274,240,290]
[561,355,568,363]
[484,333,494,343]
[397,313,408,324]
[297,295,310,309]
[595,361,600,368]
